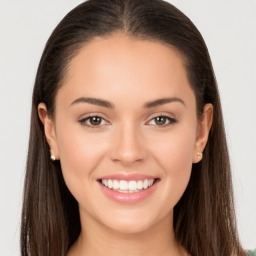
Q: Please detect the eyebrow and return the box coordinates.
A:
[70,97,185,108]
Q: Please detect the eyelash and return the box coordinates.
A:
[78,114,177,129]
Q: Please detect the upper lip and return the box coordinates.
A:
[97,173,159,181]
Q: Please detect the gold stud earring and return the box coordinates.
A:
[197,152,203,160]
[50,150,56,161]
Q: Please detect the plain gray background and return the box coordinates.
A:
[0,0,255,255]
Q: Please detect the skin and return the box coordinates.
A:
[38,33,213,256]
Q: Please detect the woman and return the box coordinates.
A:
[20,0,255,255]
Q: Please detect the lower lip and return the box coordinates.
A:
[98,179,160,204]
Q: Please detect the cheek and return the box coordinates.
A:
[150,125,196,205]
[55,122,108,197]
[152,124,196,169]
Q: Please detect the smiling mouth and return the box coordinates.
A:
[98,178,160,193]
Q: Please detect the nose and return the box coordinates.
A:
[109,122,147,166]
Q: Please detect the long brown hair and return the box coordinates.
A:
[20,0,246,255]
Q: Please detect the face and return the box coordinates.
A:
[39,33,212,234]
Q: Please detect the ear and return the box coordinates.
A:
[192,103,213,163]
[38,103,59,160]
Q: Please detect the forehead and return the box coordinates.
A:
[57,33,195,108]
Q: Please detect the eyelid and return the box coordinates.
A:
[148,112,176,120]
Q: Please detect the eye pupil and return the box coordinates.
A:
[155,116,167,125]
[90,116,101,125]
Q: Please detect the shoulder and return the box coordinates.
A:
[248,249,256,256]
[232,250,256,256]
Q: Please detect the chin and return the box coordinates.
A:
[106,220,152,234]
[98,210,159,234]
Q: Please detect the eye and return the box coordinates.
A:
[79,115,109,128]
[79,114,177,128]
[147,115,177,127]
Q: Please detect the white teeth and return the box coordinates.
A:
[101,178,155,192]
[128,181,137,190]
[143,179,148,189]
[120,180,128,190]
[108,179,113,189]
[137,180,143,190]
[113,180,119,190]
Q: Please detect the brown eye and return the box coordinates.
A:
[89,116,102,126]
[155,116,168,125]
[79,115,108,128]
[147,115,177,127]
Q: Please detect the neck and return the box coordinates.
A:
[68,209,187,256]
